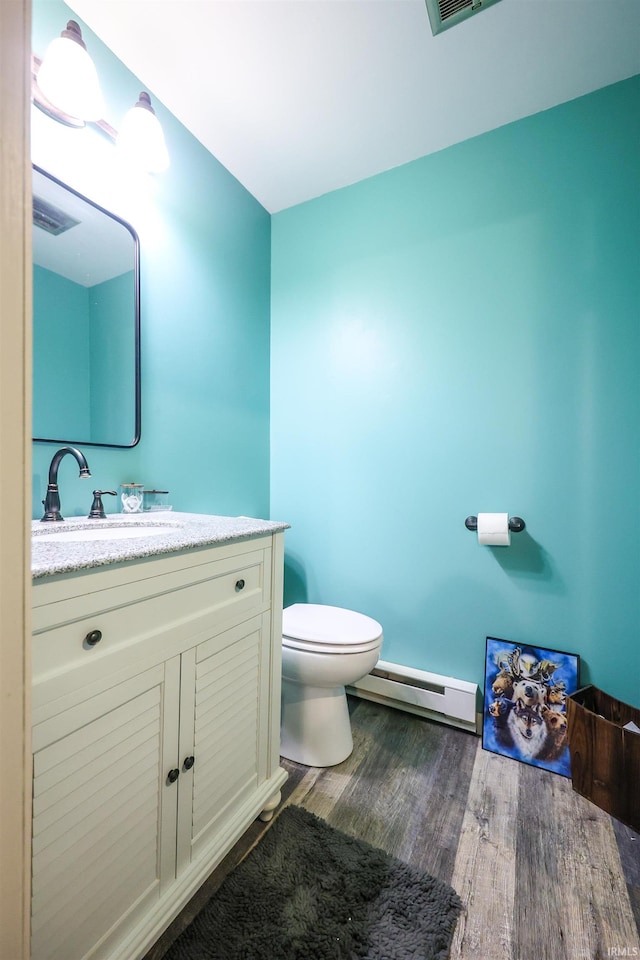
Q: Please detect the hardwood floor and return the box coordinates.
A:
[145,697,640,960]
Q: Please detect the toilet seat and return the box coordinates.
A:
[282,603,383,655]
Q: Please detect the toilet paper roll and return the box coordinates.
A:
[477,512,511,546]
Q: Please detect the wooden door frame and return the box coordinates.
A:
[0,0,32,957]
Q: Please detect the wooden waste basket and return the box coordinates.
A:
[566,685,640,833]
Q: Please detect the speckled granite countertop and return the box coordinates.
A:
[31,512,289,579]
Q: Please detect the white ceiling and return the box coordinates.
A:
[66,0,640,213]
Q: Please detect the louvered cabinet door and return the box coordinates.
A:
[176,614,271,871]
[31,660,181,960]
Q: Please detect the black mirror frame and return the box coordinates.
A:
[32,164,141,449]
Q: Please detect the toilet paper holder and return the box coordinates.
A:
[465,515,526,533]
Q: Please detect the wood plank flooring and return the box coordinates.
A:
[145,697,640,960]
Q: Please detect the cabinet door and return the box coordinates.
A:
[31,660,180,960]
[176,614,270,872]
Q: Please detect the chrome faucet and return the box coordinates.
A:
[41,446,91,522]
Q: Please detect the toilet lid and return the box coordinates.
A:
[282,603,383,649]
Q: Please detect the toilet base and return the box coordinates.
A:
[280,678,353,767]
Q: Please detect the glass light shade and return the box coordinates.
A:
[37,29,104,121]
[117,95,170,174]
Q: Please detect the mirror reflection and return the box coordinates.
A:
[32,165,140,447]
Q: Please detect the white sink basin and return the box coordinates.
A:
[35,524,177,543]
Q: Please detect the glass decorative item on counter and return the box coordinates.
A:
[120,483,144,513]
[143,489,171,512]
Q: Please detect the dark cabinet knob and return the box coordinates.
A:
[235,579,245,591]
[183,756,195,770]
[167,768,180,784]
[84,629,102,647]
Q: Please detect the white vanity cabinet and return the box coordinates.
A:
[31,532,287,960]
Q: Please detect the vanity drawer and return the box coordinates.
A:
[32,544,271,686]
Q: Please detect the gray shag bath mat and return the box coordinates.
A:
[163,804,463,960]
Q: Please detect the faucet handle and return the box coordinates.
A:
[88,490,117,519]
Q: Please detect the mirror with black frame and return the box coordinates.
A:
[32,165,140,448]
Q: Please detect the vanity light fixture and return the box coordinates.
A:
[117,92,170,173]
[32,22,170,173]
[35,20,104,123]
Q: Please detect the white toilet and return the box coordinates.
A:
[280,603,383,767]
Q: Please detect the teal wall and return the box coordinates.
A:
[271,76,640,706]
[31,0,271,520]
[89,271,136,445]
[33,266,135,445]
[31,1,639,706]
[33,265,91,440]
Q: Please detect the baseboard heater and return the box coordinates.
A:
[347,660,479,734]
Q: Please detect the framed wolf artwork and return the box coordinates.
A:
[482,637,580,777]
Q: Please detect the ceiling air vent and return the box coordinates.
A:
[33,195,80,236]
[425,0,503,35]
